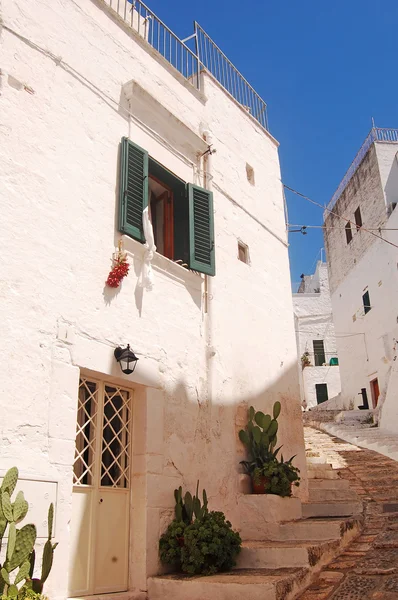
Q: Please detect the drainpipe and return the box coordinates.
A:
[202,130,215,401]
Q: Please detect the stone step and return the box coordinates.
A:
[236,539,339,569]
[302,500,362,519]
[308,488,359,503]
[249,516,361,542]
[307,466,338,480]
[306,457,333,465]
[309,478,350,490]
[148,568,311,600]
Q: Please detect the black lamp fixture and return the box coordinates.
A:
[114,344,139,375]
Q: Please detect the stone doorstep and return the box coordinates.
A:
[302,500,363,519]
[148,568,312,600]
[236,539,340,569]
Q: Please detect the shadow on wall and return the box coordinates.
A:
[161,361,307,513]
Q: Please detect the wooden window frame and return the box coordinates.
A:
[149,174,174,261]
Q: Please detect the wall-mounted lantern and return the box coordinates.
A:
[114,344,139,375]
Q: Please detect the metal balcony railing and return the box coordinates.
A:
[193,22,268,130]
[327,127,398,212]
[103,0,268,130]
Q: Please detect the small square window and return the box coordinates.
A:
[238,241,250,264]
[246,164,255,186]
[345,222,353,244]
[354,207,362,230]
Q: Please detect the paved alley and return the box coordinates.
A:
[298,426,398,599]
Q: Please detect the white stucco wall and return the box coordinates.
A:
[325,141,398,418]
[293,262,341,408]
[0,1,306,598]
[329,207,398,412]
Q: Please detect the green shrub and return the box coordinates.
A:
[181,511,241,576]
[159,520,187,570]
[159,485,241,576]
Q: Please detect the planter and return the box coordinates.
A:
[238,494,303,539]
[251,476,294,496]
[252,476,270,494]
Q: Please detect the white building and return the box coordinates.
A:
[324,127,398,428]
[0,1,307,599]
[293,261,341,409]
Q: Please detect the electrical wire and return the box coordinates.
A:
[284,184,398,250]
[288,224,398,231]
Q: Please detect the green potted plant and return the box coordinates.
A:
[239,403,300,497]
[301,352,311,369]
[159,482,241,575]
[252,455,300,496]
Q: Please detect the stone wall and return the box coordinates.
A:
[324,144,387,295]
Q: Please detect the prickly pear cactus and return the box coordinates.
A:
[0,467,57,598]
[173,481,208,524]
[239,402,283,467]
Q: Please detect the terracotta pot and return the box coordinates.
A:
[251,476,270,494]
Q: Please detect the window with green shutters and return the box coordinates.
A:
[118,137,215,276]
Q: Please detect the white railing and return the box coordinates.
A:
[103,0,268,130]
[327,128,398,212]
[193,22,268,130]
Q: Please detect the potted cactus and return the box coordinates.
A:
[239,403,300,496]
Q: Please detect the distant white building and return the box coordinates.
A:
[324,127,398,428]
[293,262,341,409]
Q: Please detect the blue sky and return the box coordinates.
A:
[147,0,398,283]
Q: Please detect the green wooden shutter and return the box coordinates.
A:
[118,137,148,242]
[188,184,215,276]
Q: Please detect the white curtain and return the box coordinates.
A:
[138,206,156,290]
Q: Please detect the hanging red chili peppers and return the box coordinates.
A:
[106,240,129,288]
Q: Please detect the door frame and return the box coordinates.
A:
[69,373,135,597]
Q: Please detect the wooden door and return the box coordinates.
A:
[69,377,132,596]
[370,378,380,408]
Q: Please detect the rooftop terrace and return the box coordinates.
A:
[327,127,398,212]
[104,0,268,131]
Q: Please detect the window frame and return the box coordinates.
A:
[354,207,363,230]
[315,383,329,404]
[119,137,215,276]
[362,290,371,315]
[313,339,326,366]
[345,222,353,244]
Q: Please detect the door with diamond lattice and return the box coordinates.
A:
[69,377,132,597]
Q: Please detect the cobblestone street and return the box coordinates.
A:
[299,427,398,599]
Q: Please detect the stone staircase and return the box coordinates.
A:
[305,408,398,462]
[148,462,363,600]
[303,457,362,518]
